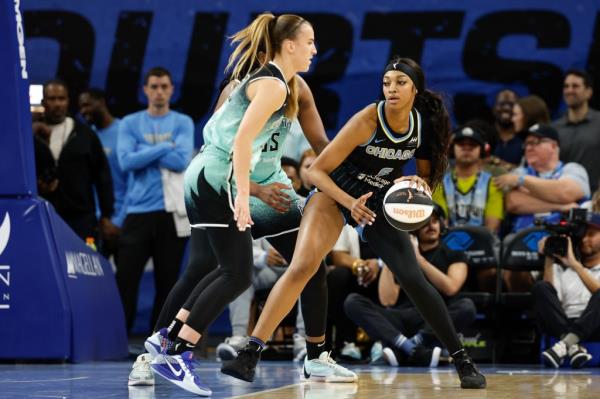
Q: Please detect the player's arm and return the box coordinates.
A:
[296,75,329,155]
[215,79,278,208]
[309,105,377,212]
[232,79,287,229]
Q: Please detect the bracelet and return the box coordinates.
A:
[377,258,383,268]
[517,175,525,187]
[351,259,364,275]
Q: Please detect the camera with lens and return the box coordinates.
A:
[536,208,588,258]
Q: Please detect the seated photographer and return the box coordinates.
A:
[494,124,590,291]
[343,204,476,367]
[534,211,600,369]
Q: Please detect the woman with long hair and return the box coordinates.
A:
[148,13,319,396]
[512,95,551,135]
[223,57,486,389]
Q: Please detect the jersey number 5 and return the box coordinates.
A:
[261,132,280,153]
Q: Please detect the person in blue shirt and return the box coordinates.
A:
[116,67,194,333]
[79,88,126,256]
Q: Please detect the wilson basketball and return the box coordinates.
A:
[383,181,434,231]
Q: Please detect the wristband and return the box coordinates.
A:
[517,175,525,187]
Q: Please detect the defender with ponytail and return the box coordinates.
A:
[148,13,317,396]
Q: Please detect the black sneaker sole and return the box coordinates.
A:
[221,364,255,382]
[570,353,592,369]
[542,351,561,368]
[460,376,487,389]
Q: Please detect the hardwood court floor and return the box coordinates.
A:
[0,361,598,398]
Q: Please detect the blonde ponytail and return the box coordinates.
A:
[226,13,308,119]
[226,13,274,80]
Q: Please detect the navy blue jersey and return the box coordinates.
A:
[329,100,433,225]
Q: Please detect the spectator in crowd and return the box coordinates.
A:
[216,239,307,362]
[512,95,551,140]
[495,124,590,232]
[327,225,381,360]
[534,213,600,369]
[79,88,126,258]
[116,67,194,332]
[344,204,475,367]
[433,126,504,234]
[490,89,521,167]
[494,124,590,291]
[433,125,503,291]
[553,69,600,192]
[297,148,316,197]
[32,79,114,241]
[281,157,302,194]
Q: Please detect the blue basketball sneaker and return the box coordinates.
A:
[303,351,357,382]
[144,328,172,357]
[151,351,212,396]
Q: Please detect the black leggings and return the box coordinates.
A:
[363,216,462,354]
[184,223,254,332]
[154,228,217,330]
[155,229,328,338]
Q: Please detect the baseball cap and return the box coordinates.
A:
[452,126,486,146]
[587,212,600,229]
[527,124,560,144]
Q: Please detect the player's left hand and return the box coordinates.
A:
[234,193,254,231]
[256,182,291,213]
[394,175,431,196]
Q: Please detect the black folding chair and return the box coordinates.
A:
[496,226,550,362]
[442,225,499,362]
[442,225,498,311]
[498,226,549,308]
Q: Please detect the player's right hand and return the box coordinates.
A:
[350,192,376,227]
[234,193,254,231]
[256,182,291,213]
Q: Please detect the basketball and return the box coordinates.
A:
[383,181,434,231]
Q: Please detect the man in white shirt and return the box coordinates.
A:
[534,212,600,368]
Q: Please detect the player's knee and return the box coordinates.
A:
[287,259,320,283]
[223,269,253,295]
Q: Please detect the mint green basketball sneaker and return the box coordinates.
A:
[303,352,358,382]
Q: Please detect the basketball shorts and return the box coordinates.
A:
[328,160,392,227]
[185,166,302,238]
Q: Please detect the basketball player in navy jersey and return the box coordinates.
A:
[223,57,486,389]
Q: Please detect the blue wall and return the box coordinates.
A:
[22,0,600,144]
